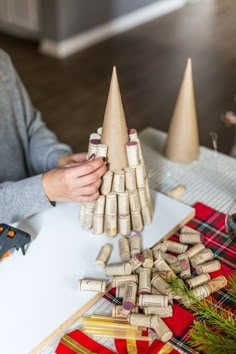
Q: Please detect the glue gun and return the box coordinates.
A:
[0,223,31,259]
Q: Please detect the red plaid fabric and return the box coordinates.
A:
[56,203,235,354]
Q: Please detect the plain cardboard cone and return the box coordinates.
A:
[101,67,129,171]
[164,58,199,163]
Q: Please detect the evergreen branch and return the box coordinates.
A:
[189,320,236,354]
[227,273,236,301]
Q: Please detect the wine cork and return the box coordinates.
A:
[163,253,178,265]
[181,225,200,234]
[79,204,85,224]
[139,294,168,308]
[144,178,152,201]
[164,240,188,254]
[185,243,205,258]
[100,171,113,195]
[150,315,173,342]
[95,244,113,268]
[138,188,147,207]
[84,201,96,210]
[144,305,173,317]
[105,192,117,215]
[123,282,138,310]
[142,249,154,269]
[96,144,108,159]
[128,128,138,141]
[177,254,191,279]
[195,260,221,274]
[126,141,139,167]
[87,138,100,158]
[105,215,117,237]
[190,248,214,267]
[94,195,105,215]
[129,253,145,272]
[112,305,139,318]
[119,215,131,236]
[142,204,153,225]
[135,163,145,188]
[105,262,131,276]
[186,273,211,289]
[136,139,144,162]
[130,233,142,256]
[118,191,129,215]
[192,285,210,300]
[152,242,167,253]
[79,279,107,292]
[112,274,139,288]
[131,211,143,232]
[129,190,141,211]
[128,313,152,327]
[158,271,177,281]
[179,231,202,244]
[112,170,125,193]
[167,184,186,199]
[124,167,137,191]
[118,237,130,261]
[116,287,125,298]
[169,261,182,273]
[138,268,152,294]
[151,274,172,296]
[154,258,173,272]
[151,286,162,295]
[97,127,102,135]
[205,275,227,293]
[92,214,104,234]
[153,249,164,262]
[90,132,101,140]
[82,208,93,230]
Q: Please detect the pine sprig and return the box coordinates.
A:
[189,321,236,354]
[227,273,236,301]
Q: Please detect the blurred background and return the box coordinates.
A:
[0,0,235,155]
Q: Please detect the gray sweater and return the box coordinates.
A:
[0,49,72,223]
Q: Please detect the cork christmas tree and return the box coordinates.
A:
[79,67,153,237]
[164,58,199,163]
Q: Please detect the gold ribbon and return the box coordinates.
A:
[126,339,138,354]
[61,334,95,354]
[157,343,174,354]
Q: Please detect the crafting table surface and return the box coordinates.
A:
[139,127,236,213]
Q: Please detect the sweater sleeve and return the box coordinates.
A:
[9,56,73,173]
[0,175,53,224]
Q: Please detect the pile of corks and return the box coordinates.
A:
[79,226,227,343]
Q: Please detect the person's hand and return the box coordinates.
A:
[58,152,87,167]
[42,156,107,203]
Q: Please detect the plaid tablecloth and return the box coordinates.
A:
[56,202,236,354]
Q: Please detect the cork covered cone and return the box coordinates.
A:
[101,67,129,171]
[164,58,199,163]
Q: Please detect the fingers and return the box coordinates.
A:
[68,157,107,180]
[79,179,102,196]
[77,192,100,203]
[72,152,87,163]
[77,163,106,187]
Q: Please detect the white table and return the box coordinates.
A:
[139,127,236,213]
[0,192,194,354]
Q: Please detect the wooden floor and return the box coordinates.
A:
[0,0,236,155]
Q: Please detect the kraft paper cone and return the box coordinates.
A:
[164,58,199,163]
[101,67,129,171]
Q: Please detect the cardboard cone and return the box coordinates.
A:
[101,67,129,171]
[164,58,199,163]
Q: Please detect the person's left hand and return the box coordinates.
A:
[58,152,87,167]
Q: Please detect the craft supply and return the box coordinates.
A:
[79,279,107,292]
[139,294,168,308]
[142,204,153,225]
[169,261,182,273]
[163,253,177,265]
[100,171,113,195]
[112,274,138,288]
[135,163,145,188]
[130,233,142,256]
[129,253,145,272]
[105,215,117,237]
[118,191,129,215]
[190,248,214,267]
[128,128,138,141]
[105,262,131,276]
[90,132,101,140]
[96,144,108,159]
[138,268,151,294]
[118,215,131,236]
[129,190,141,211]
[93,214,104,234]
[138,187,147,207]
[142,249,154,268]
[112,305,138,318]
[118,237,130,261]
[97,127,103,135]
[95,244,113,268]
[126,141,139,167]
[150,315,173,342]
[177,254,191,279]
[124,167,137,191]
[113,170,125,193]
[185,243,205,258]
[116,287,125,298]
[179,232,202,244]
[94,195,105,215]
[154,258,173,273]
[152,243,167,253]
[128,313,152,327]
[143,305,173,317]
[123,282,138,310]
[131,211,143,232]
[164,240,188,254]
[105,192,117,215]
[205,275,227,293]
[195,260,221,274]
[167,184,186,199]
[151,274,172,296]
[88,138,100,158]
[186,273,211,289]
